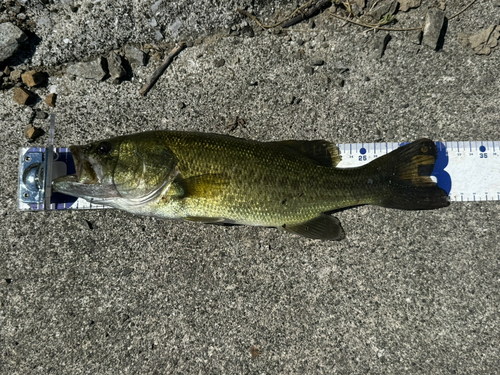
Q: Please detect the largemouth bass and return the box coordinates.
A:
[52,131,449,240]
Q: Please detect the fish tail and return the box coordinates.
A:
[364,139,449,210]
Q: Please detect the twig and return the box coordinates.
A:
[139,43,186,96]
[331,0,477,32]
[329,11,422,31]
[236,9,268,30]
[281,0,333,28]
[237,0,332,29]
[448,0,477,20]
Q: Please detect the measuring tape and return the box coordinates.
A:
[336,141,500,202]
[17,138,500,211]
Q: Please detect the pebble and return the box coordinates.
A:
[468,25,500,55]
[45,93,57,107]
[411,30,423,45]
[66,57,107,81]
[372,33,391,59]
[399,0,421,12]
[214,58,225,68]
[177,101,186,109]
[240,25,255,38]
[13,87,36,105]
[21,70,46,87]
[25,126,44,142]
[35,109,48,119]
[335,78,345,88]
[422,8,445,50]
[10,69,23,82]
[0,22,28,63]
[185,41,194,47]
[304,66,314,75]
[106,51,125,80]
[296,39,305,46]
[286,94,295,105]
[124,45,146,67]
[312,59,324,66]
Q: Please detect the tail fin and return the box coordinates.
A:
[366,139,449,210]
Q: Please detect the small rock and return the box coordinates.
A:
[240,25,255,38]
[177,101,185,109]
[321,42,329,48]
[296,39,305,46]
[304,66,314,75]
[154,31,163,41]
[10,69,23,82]
[106,51,126,80]
[247,80,258,86]
[21,70,46,87]
[335,78,345,87]
[286,94,295,105]
[422,8,445,50]
[372,33,391,58]
[411,30,423,45]
[468,25,499,55]
[45,93,57,107]
[316,35,325,43]
[0,22,28,62]
[366,0,398,22]
[312,59,325,66]
[35,109,48,119]
[284,36,292,42]
[186,41,194,47]
[398,0,421,12]
[353,0,366,9]
[436,1,446,10]
[214,58,225,68]
[308,19,315,29]
[13,87,36,105]
[124,45,146,67]
[66,57,107,81]
[25,126,44,142]
[3,66,11,76]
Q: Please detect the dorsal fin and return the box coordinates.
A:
[271,140,341,167]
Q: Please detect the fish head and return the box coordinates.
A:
[53,135,177,205]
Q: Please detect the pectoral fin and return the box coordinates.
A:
[283,214,345,241]
[174,174,229,200]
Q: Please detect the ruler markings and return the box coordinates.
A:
[18,141,500,210]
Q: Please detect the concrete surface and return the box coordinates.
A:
[1,1,500,374]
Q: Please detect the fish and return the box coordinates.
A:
[52,131,449,240]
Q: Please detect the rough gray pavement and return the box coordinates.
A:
[1,1,500,374]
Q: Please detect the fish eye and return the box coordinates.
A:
[96,141,112,155]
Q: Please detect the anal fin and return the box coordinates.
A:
[283,214,345,241]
